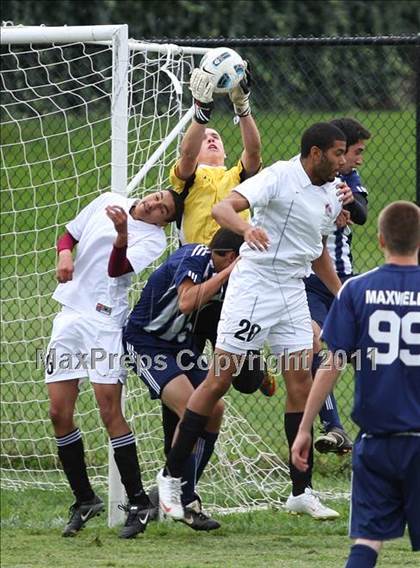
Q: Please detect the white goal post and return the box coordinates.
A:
[0,24,291,528]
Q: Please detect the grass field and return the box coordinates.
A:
[1,489,417,568]
[1,106,417,566]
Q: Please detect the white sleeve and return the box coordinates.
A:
[127,227,167,275]
[66,192,112,240]
[233,167,278,209]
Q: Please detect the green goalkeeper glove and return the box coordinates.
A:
[190,68,215,124]
[229,62,251,117]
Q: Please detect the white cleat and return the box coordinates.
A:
[156,469,184,520]
[285,488,340,520]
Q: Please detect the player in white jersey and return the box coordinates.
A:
[158,122,352,520]
[45,189,180,538]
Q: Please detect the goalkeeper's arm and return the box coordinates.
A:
[176,69,215,180]
[230,64,262,178]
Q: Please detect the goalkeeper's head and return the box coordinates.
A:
[197,128,226,167]
[209,228,243,272]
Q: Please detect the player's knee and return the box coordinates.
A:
[98,401,122,429]
[49,404,73,429]
[206,376,231,399]
[213,399,225,420]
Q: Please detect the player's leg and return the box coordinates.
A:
[305,277,352,454]
[91,326,151,538]
[92,380,151,538]
[345,539,382,568]
[312,318,351,448]
[46,309,104,536]
[160,348,240,520]
[161,374,222,530]
[280,354,339,519]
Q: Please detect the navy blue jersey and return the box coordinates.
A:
[322,264,420,434]
[327,169,368,277]
[127,244,216,348]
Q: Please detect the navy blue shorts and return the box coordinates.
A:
[123,327,207,400]
[350,435,420,550]
[304,274,353,327]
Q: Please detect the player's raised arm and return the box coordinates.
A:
[229,64,262,177]
[212,191,270,251]
[176,69,215,180]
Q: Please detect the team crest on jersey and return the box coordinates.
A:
[325,203,333,216]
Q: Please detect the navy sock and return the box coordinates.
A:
[161,404,178,456]
[56,429,95,503]
[195,431,219,482]
[181,454,197,506]
[165,409,208,478]
[313,352,343,430]
[111,432,147,505]
[284,413,313,496]
[345,544,378,568]
[319,391,343,430]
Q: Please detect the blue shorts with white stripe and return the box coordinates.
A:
[122,327,207,400]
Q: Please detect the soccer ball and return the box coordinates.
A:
[199,47,246,94]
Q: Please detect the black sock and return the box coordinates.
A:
[56,429,95,503]
[345,544,378,568]
[161,404,179,456]
[111,432,148,506]
[195,431,219,482]
[284,413,313,496]
[165,409,208,478]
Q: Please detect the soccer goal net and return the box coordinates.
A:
[0,25,290,521]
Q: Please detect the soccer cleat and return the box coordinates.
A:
[62,494,104,537]
[156,469,184,520]
[119,501,152,539]
[285,488,340,520]
[178,498,221,531]
[259,369,277,397]
[314,427,353,455]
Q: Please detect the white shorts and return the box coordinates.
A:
[216,260,313,356]
[45,307,127,384]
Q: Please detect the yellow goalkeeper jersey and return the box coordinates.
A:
[170,160,251,245]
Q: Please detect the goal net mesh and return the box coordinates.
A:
[0,35,290,512]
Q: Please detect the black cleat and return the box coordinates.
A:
[119,501,152,539]
[314,427,353,455]
[178,498,221,532]
[62,495,104,537]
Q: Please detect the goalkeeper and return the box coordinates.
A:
[169,63,276,400]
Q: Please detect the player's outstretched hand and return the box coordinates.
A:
[336,182,354,206]
[56,250,74,283]
[291,430,312,472]
[229,61,251,117]
[106,205,128,235]
[190,68,215,104]
[244,226,270,252]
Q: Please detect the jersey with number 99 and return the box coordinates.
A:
[321,264,420,434]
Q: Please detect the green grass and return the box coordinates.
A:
[0,489,417,568]
[0,108,416,501]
